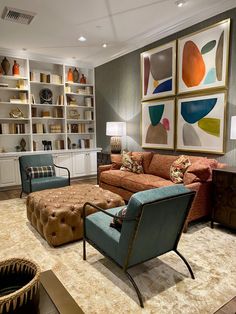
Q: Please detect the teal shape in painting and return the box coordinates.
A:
[149,105,164,126]
[204,68,216,85]
[201,40,216,54]
[181,98,217,124]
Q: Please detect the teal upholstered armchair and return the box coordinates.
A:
[83,185,196,307]
[19,154,70,197]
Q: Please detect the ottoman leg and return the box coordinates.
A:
[83,238,86,260]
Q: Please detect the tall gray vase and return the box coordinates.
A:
[1,57,10,75]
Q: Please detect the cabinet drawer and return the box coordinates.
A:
[213,171,236,187]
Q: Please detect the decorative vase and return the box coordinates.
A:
[20,138,26,152]
[79,74,86,84]
[12,60,20,76]
[0,258,40,314]
[67,68,73,82]
[73,68,79,83]
[1,57,10,75]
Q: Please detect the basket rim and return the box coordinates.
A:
[0,258,40,304]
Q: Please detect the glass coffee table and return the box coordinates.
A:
[39,270,84,314]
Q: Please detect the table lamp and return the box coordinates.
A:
[106,122,126,153]
[230,116,236,140]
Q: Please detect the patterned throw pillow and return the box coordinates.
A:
[120,151,143,174]
[26,165,55,179]
[110,207,127,232]
[170,155,191,183]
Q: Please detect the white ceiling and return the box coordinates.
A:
[0,0,235,67]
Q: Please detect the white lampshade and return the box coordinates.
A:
[106,122,126,136]
[230,116,236,139]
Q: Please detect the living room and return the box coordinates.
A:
[0,1,236,313]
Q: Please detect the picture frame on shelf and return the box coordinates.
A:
[140,41,176,101]
[176,91,226,154]
[141,98,175,150]
[177,19,230,94]
[68,109,80,119]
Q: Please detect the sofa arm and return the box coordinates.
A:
[98,164,113,185]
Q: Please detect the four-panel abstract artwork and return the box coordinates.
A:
[141,19,230,154]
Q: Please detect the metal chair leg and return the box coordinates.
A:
[83,238,86,261]
[175,249,195,279]
[20,190,23,198]
[125,271,144,308]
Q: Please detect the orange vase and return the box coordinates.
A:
[67,68,73,82]
[12,60,20,76]
[79,74,86,84]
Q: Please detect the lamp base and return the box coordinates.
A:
[110,137,122,154]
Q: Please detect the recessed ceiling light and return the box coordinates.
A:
[102,43,107,48]
[78,36,86,42]
[22,48,27,51]
[175,0,186,7]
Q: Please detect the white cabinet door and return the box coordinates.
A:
[86,152,97,174]
[0,158,19,187]
[72,152,97,177]
[54,154,72,177]
[72,153,86,177]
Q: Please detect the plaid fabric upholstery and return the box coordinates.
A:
[26,165,55,179]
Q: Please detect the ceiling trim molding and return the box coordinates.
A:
[0,47,93,68]
[94,0,236,67]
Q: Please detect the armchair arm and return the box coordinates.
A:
[83,202,137,221]
[53,164,71,185]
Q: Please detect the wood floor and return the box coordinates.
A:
[0,177,97,201]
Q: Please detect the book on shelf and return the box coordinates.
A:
[1,123,9,134]
[53,108,63,118]
[32,123,45,133]
[50,124,62,133]
[55,140,64,150]
[77,138,93,149]
[30,71,41,82]
[84,110,93,120]
[47,74,62,84]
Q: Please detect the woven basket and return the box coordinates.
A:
[0,258,40,314]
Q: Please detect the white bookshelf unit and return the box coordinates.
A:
[0,52,100,186]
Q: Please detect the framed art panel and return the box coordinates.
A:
[142,98,175,149]
[176,92,226,154]
[177,19,230,94]
[141,41,176,101]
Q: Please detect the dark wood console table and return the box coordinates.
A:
[211,167,236,230]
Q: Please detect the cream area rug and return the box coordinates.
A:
[0,198,235,314]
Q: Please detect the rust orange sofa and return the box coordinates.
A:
[99,152,226,231]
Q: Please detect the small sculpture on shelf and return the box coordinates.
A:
[1,57,10,75]
[67,68,73,82]
[9,107,24,118]
[79,74,86,84]
[20,138,26,151]
[12,60,20,76]
[42,140,52,150]
[73,67,79,82]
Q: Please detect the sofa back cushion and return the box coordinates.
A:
[147,154,178,179]
[131,152,153,173]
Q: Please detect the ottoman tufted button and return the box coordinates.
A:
[70,205,75,211]
[71,226,76,232]
[52,232,56,236]
[51,212,56,217]
[61,218,65,224]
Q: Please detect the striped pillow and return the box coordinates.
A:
[26,166,55,179]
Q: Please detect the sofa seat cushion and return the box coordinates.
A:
[121,174,174,193]
[100,170,133,187]
[86,206,122,262]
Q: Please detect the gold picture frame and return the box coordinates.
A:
[141,98,175,150]
[177,19,230,94]
[176,91,227,154]
[140,41,176,101]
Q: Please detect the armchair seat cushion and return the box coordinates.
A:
[25,176,69,193]
[86,206,124,262]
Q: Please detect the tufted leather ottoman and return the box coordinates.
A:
[26,184,125,247]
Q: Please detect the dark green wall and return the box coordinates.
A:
[95,8,236,164]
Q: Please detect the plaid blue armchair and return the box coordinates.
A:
[19,154,70,197]
[83,185,195,307]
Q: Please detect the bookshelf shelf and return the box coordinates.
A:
[32,117,64,120]
[0,87,29,91]
[0,118,30,121]
[0,75,28,80]
[65,81,93,87]
[30,81,64,86]
[32,103,64,107]
[65,92,94,97]
[0,133,31,136]
[66,105,93,109]
[0,102,30,105]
